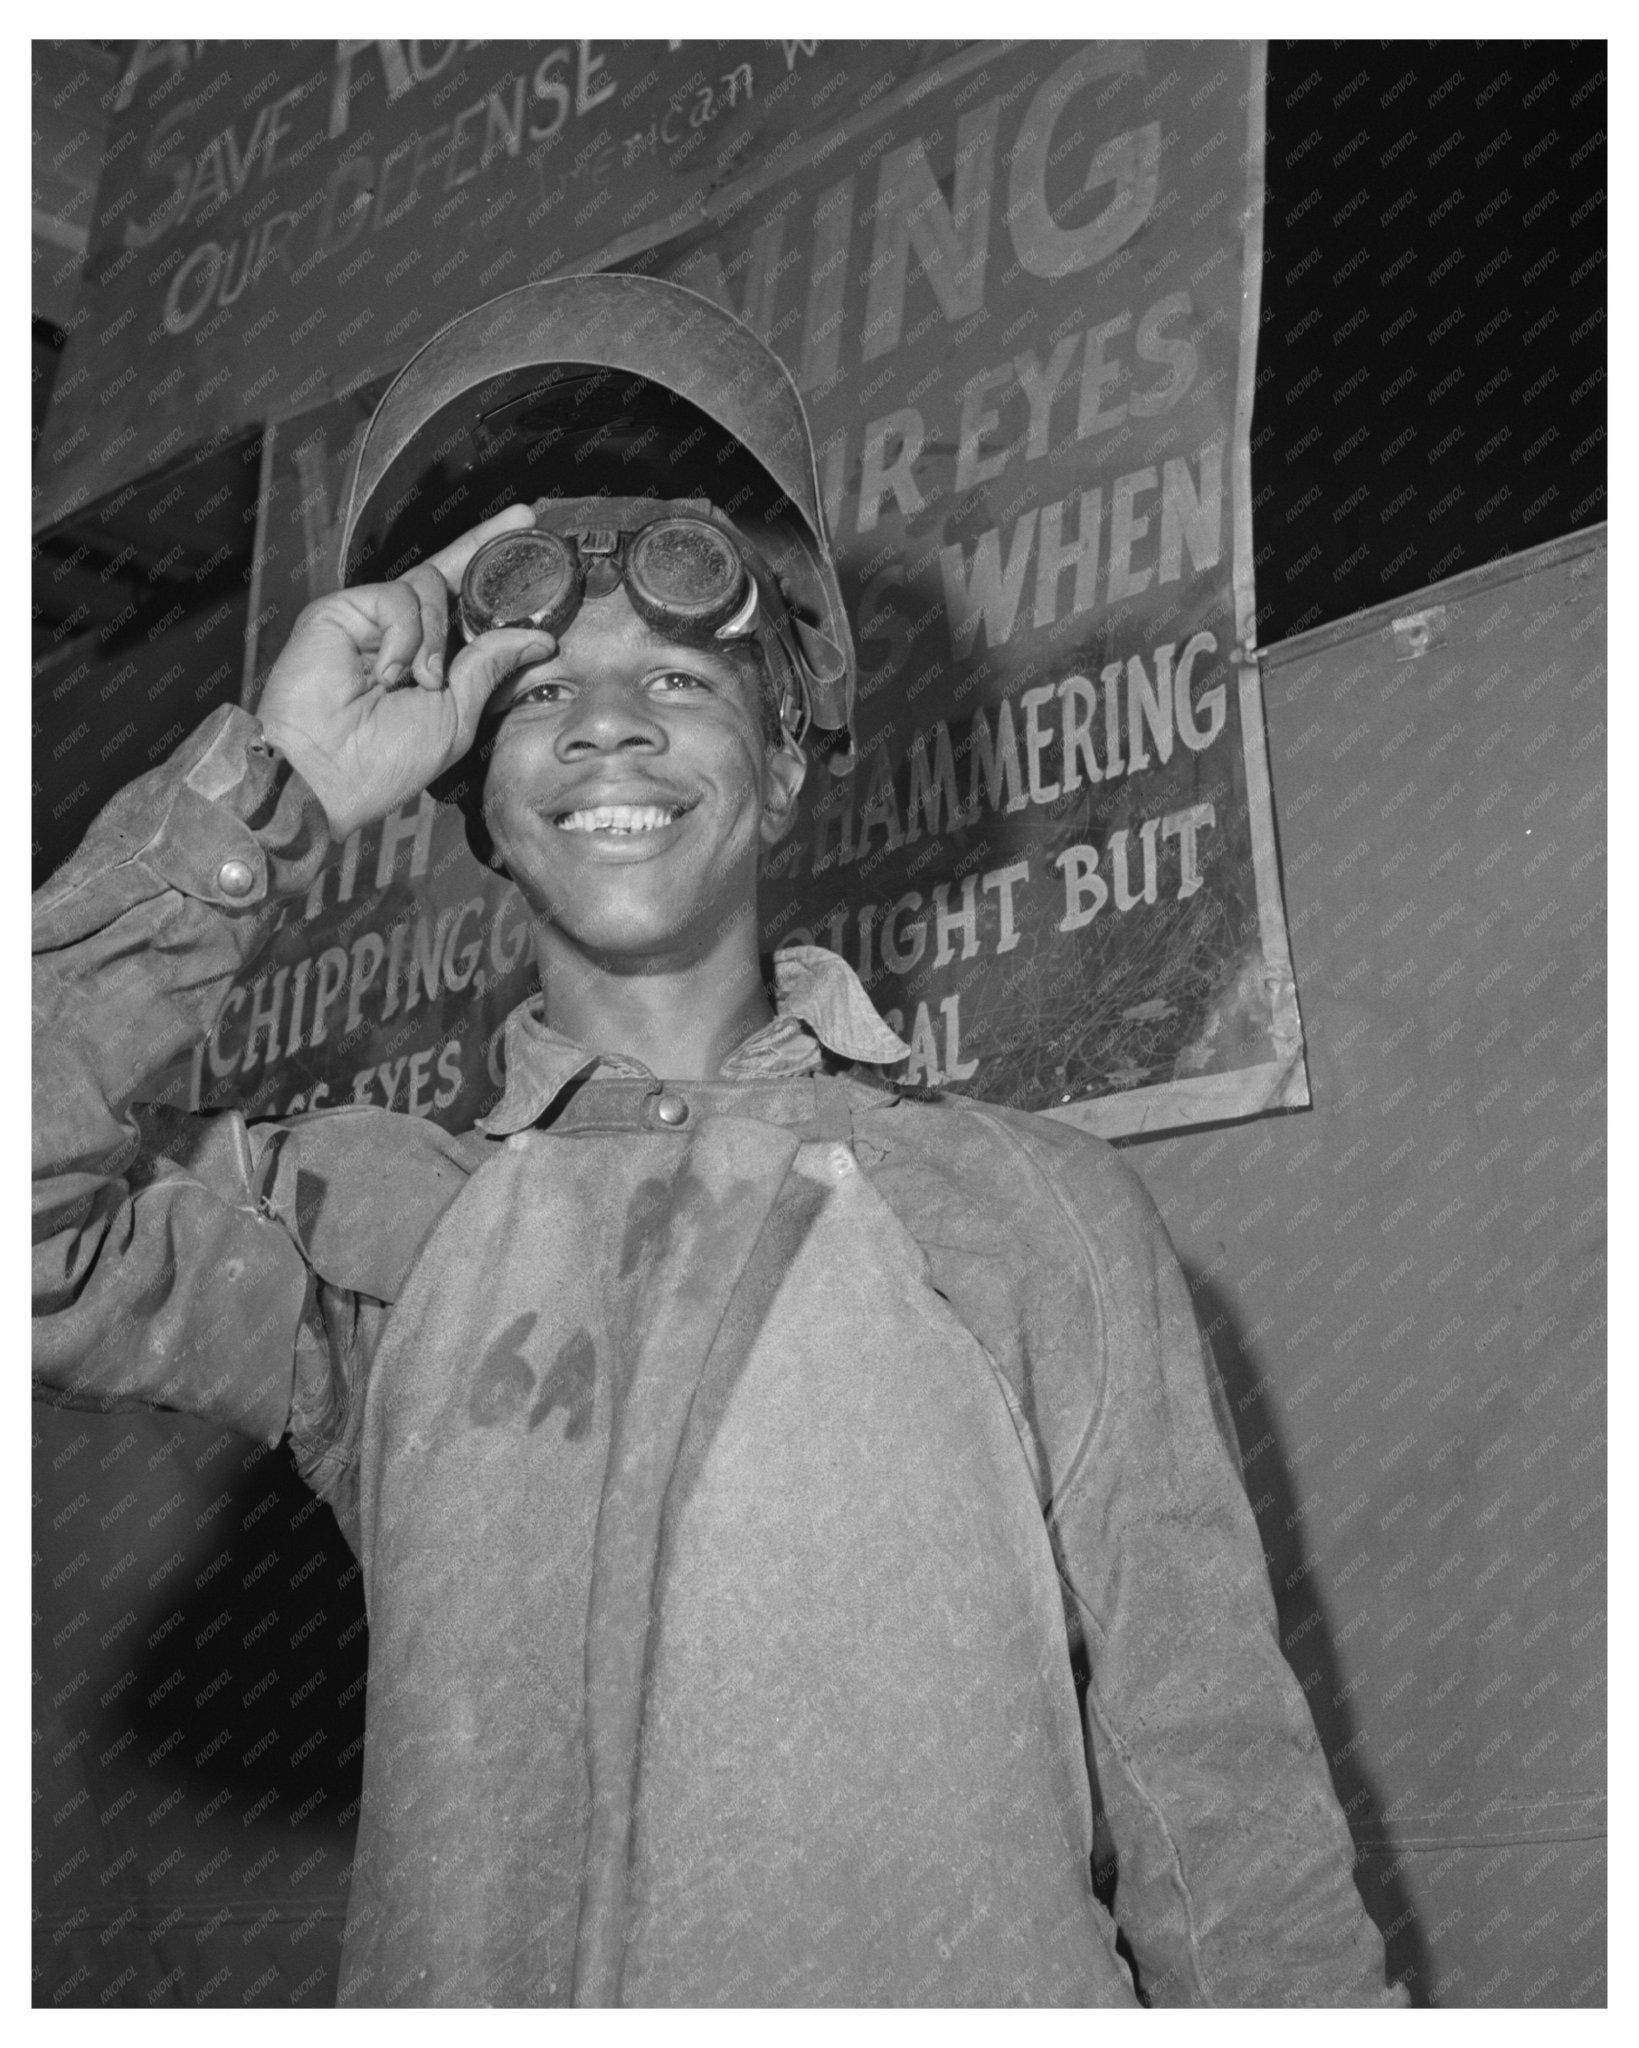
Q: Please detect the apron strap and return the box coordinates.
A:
[572,1115,820,2006]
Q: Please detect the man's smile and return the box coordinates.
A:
[553,800,695,834]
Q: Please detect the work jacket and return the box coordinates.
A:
[33,708,1399,2008]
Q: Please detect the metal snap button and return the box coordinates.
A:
[217,857,256,898]
[654,1092,689,1127]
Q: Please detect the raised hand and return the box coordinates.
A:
[257,504,556,839]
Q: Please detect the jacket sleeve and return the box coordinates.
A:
[33,706,332,1446]
[1018,1123,1401,2007]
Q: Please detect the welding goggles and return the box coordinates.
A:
[463,496,809,736]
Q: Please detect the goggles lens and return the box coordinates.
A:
[625,518,744,633]
[460,530,579,639]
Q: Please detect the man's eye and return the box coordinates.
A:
[649,670,711,695]
[508,675,571,708]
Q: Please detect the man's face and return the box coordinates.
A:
[480,585,805,964]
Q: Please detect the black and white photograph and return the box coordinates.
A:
[31,35,1606,2009]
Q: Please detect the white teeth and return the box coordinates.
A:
[557,804,684,834]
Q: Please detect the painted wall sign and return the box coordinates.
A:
[144,41,1302,1139]
[635,41,1302,1134]
[34,38,947,531]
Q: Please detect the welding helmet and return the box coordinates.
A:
[337,272,854,753]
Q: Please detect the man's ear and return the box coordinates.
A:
[759,731,807,845]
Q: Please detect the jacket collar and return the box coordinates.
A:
[476,944,910,1137]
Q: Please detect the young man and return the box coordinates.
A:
[34,275,1398,2007]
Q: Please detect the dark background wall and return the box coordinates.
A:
[1252,40,1604,644]
[33,40,1604,2007]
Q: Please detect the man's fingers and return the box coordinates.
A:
[400,563,452,687]
[364,580,432,686]
[312,505,537,685]
[425,501,539,594]
[445,628,557,743]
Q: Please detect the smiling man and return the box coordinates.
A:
[463,504,810,1081]
[34,274,1399,2009]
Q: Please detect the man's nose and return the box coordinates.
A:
[554,679,665,759]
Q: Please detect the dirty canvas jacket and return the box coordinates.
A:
[33,709,1397,2008]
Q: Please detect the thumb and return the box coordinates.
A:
[445,628,558,747]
